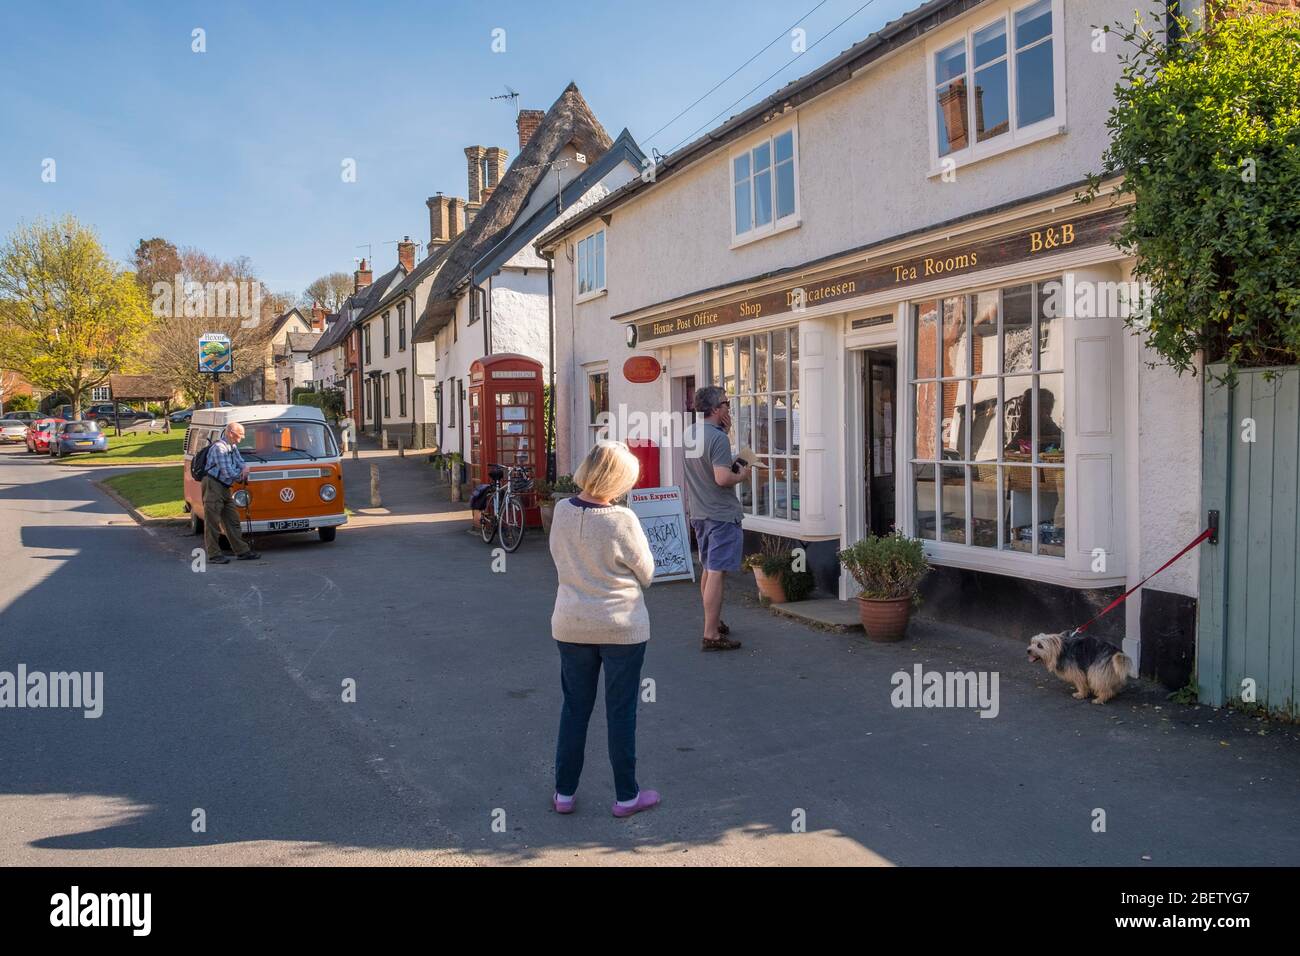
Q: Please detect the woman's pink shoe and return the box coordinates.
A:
[611,789,660,818]
[554,793,576,814]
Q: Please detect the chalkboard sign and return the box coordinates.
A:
[627,486,695,583]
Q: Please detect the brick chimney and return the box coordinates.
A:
[465,145,509,206]
[481,185,496,205]
[310,301,326,331]
[465,146,485,204]
[353,258,372,293]
[426,194,469,253]
[517,109,544,150]
[397,236,416,273]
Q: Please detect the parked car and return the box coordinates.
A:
[171,401,233,424]
[0,418,30,443]
[49,420,108,457]
[25,417,65,454]
[85,402,154,424]
[3,410,40,423]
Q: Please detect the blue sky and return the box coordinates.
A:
[0,0,917,297]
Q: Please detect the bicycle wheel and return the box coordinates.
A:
[479,496,498,543]
[498,496,525,552]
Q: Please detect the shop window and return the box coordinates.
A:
[910,279,1065,557]
[577,230,606,298]
[731,127,798,244]
[706,326,800,521]
[586,367,609,448]
[929,0,1061,169]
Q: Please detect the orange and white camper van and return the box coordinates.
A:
[183,404,346,543]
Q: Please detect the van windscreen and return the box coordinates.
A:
[236,421,337,461]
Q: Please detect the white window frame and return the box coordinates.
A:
[576,229,607,302]
[925,0,1066,176]
[584,364,609,450]
[90,386,111,402]
[728,121,800,248]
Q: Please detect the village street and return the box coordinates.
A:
[1,442,1298,867]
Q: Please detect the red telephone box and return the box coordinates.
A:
[469,353,544,526]
[626,438,660,489]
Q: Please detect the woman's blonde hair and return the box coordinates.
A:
[574,441,641,502]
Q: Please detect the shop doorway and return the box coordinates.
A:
[863,348,897,537]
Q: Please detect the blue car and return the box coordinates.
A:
[50,420,108,457]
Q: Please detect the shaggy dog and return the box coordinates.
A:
[1027,631,1132,704]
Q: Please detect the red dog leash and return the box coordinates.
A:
[1071,526,1214,636]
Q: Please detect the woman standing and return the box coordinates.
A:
[548,442,660,818]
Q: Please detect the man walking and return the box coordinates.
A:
[203,422,260,565]
[683,386,748,651]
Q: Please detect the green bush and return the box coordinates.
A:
[552,474,578,494]
[1085,2,1300,375]
[3,394,36,412]
[838,533,929,603]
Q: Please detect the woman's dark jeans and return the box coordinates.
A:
[555,641,646,802]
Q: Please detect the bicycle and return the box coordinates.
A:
[477,463,532,552]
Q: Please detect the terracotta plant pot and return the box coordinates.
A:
[856,596,914,642]
[752,567,788,604]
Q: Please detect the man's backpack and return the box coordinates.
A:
[190,440,213,482]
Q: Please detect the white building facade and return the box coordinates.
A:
[540,0,1205,684]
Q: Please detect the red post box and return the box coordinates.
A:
[469,354,544,527]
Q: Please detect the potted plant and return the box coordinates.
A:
[533,478,556,532]
[838,533,929,642]
[743,535,816,604]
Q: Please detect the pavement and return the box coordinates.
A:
[2,442,1300,866]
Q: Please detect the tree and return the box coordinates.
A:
[301,272,352,312]
[0,216,152,418]
[135,244,279,406]
[1085,1,1300,375]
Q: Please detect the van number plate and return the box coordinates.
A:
[269,519,310,531]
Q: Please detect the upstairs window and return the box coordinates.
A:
[577,230,606,298]
[930,0,1062,168]
[383,311,391,357]
[398,302,406,351]
[731,126,798,243]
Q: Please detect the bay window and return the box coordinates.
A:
[910,279,1065,557]
[706,326,800,521]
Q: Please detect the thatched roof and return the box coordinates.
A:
[412,82,612,343]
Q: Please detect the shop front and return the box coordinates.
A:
[622,196,1137,627]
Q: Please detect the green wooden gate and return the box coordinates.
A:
[1198,365,1300,716]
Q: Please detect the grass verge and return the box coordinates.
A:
[102,466,187,518]
[61,429,186,465]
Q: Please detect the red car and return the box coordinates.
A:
[25,417,65,454]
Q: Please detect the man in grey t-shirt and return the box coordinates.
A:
[683,385,750,651]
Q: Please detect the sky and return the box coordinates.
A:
[0,0,919,298]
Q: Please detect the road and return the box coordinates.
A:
[2,443,1299,866]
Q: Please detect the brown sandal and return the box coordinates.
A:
[702,636,742,651]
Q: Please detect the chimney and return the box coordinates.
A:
[310,301,326,331]
[481,185,496,205]
[516,109,544,151]
[485,147,508,190]
[465,146,486,204]
[397,236,416,273]
[427,194,468,252]
[353,258,372,293]
[448,197,466,238]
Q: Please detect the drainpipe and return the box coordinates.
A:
[546,252,556,482]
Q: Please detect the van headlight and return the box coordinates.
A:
[319,483,337,502]
[233,490,250,507]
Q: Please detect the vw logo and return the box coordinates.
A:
[279,487,295,503]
